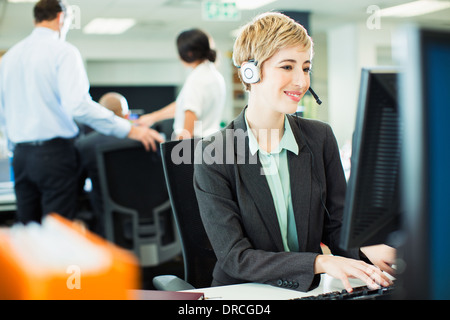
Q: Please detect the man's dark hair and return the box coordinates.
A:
[33,0,66,23]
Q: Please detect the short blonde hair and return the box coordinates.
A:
[232,12,313,91]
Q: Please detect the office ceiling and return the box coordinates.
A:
[1,0,450,47]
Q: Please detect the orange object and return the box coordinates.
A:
[0,214,140,300]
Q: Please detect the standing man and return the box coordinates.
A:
[0,0,163,224]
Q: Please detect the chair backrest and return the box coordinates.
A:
[96,139,180,265]
[161,139,216,288]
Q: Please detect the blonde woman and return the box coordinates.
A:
[193,12,395,292]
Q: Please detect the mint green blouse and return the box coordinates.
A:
[245,112,299,252]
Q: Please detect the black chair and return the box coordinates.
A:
[152,139,217,291]
[96,139,181,267]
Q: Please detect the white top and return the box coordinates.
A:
[173,60,226,138]
[0,27,130,144]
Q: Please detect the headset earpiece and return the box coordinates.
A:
[240,60,260,84]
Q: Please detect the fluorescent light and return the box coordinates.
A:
[83,18,136,35]
[234,0,277,10]
[7,0,38,3]
[379,0,450,18]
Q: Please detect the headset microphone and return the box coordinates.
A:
[308,87,322,105]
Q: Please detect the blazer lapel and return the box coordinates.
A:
[287,115,312,253]
[288,150,312,253]
[233,108,285,251]
[238,159,285,251]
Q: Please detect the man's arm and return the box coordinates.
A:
[57,45,165,150]
[127,126,165,151]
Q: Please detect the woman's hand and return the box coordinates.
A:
[314,254,393,293]
[136,113,158,128]
[360,244,396,276]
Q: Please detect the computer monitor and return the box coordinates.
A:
[396,26,450,300]
[339,67,402,251]
[89,85,177,138]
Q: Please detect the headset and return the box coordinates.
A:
[238,60,322,105]
[239,59,261,84]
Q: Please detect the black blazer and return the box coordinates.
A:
[193,108,359,292]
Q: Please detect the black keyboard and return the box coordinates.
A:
[295,285,395,300]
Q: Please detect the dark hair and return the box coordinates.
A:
[176,29,217,63]
[33,0,66,23]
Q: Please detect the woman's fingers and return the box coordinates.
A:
[341,260,393,291]
[355,262,393,288]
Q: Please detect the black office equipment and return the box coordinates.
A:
[90,85,176,115]
[89,85,176,139]
[152,139,217,290]
[396,27,450,300]
[340,67,402,251]
[296,284,395,300]
[96,139,181,267]
[308,87,322,105]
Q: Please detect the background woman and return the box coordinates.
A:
[138,28,226,140]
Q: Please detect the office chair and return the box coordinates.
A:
[96,139,181,267]
[152,139,217,291]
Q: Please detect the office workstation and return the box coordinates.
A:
[0,0,449,302]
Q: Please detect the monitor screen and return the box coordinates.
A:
[398,27,450,300]
[89,85,176,139]
[339,67,402,250]
[89,85,176,114]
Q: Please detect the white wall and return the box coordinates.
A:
[327,24,359,149]
[327,22,397,148]
[85,60,184,85]
[309,32,329,122]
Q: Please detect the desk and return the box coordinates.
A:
[0,158,16,213]
[0,181,16,212]
[0,180,16,227]
[182,274,369,300]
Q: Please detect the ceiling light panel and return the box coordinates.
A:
[82,18,136,35]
